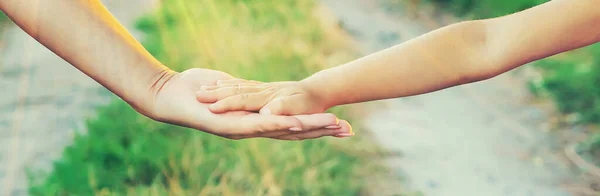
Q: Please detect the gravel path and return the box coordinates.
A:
[320,0,579,195]
[0,1,157,195]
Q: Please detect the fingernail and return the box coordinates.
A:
[289,127,302,131]
[334,133,354,138]
[216,80,223,85]
[325,125,341,129]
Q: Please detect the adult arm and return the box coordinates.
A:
[0,0,350,139]
[0,0,168,114]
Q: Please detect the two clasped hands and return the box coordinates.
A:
[194,73,357,140]
[149,68,355,140]
[2,0,599,141]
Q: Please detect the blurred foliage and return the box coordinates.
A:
[531,44,600,124]
[133,0,355,80]
[425,0,548,18]
[28,0,381,195]
[531,44,600,161]
[577,131,600,166]
[0,11,10,31]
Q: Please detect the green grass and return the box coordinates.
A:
[530,44,600,124]
[424,0,547,18]
[27,0,382,195]
[0,11,10,32]
[529,44,600,162]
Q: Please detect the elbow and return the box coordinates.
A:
[457,67,501,85]
[452,19,504,85]
[457,60,504,86]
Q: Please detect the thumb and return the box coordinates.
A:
[259,96,308,115]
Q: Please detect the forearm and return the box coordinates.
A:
[304,0,600,109]
[302,20,490,108]
[485,0,600,74]
[0,0,172,112]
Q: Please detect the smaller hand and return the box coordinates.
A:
[195,79,329,115]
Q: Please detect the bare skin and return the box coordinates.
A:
[0,0,354,140]
[197,0,600,117]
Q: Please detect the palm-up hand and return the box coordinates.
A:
[147,68,353,140]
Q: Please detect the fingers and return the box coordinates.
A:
[196,79,264,103]
[196,85,263,103]
[204,112,298,140]
[292,113,340,130]
[217,114,353,141]
[238,114,304,135]
[217,79,261,85]
[209,92,268,113]
[248,113,341,139]
[273,120,353,141]
[260,95,309,115]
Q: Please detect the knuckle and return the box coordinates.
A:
[254,122,268,133]
[235,84,242,94]
[214,102,228,111]
[323,114,339,124]
[271,98,288,114]
[278,97,287,107]
[257,119,281,133]
[262,87,277,94]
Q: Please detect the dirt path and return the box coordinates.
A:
[320,0,579,195]
[0,1,157,195]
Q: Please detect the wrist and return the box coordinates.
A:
[300,70,340,111]
[130,66,178,119]
[148,68,178,96]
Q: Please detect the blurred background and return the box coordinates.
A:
[0,0,599,195]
